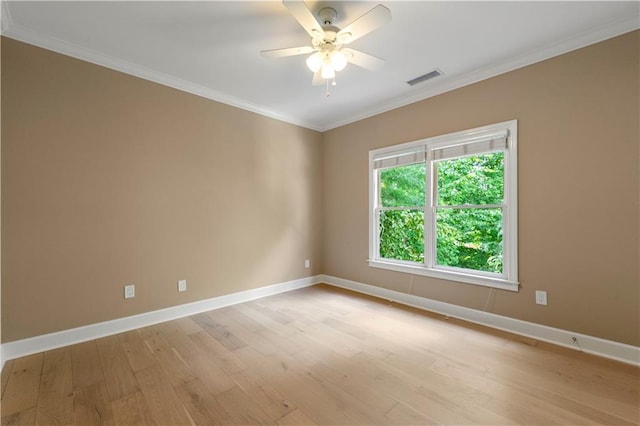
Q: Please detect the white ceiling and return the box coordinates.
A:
[2,1,638,131]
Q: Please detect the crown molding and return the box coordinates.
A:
[321,16,640,131]
[1,6,637,133]
[1,22,324,132]
[1,0,12,35]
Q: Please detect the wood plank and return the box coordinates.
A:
[337,351,479,425]
[156,323,202,359]
[174,379,233,425]
[172,317,203,335]
[151,346,195,388]
[139,325,171,353]
[214,385,274,424]
[139,325,196,387]
[380,352,515,424]
[232,346,380,425]
[120,330,156,372]
[384,401,438,425]
[73,382,115,425]
[257,328,307,356]
[1,406,36,426]
[96,334,140,401]
[0,353,43,417]
[35,347,74,426]
[111,391,156,426]
[286,319,362,357]
[429,357,612,425]
[210,309,280,356]
[1,359,16,398]
[71,340,105,390]
[276,408,317,426]
[231,369,296,420]
[191,313,246,351]
[218,306,266,333]
[485,366,638,425]
[188,331,245,375]
[231,303,287,332]
[243,300,295,325]
[134,366,193,426]
[184,353,235,396]
[305,357,397,415]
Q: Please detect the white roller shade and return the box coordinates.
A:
[373,146,425,170]
[431,132,508,161]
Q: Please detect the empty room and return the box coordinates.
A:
[0,1,638,425]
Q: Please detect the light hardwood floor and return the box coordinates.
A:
[1,284,638,425]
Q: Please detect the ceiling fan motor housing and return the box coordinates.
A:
[318,7,337,26]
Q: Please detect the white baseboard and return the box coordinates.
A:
[1,275,321,366]
[319,274,640,366]
[3,274,638,369]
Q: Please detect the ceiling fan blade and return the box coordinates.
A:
[337,5,391,44]
[283,1,324,40]
[261,46,315,58]
[342,48,385,71]
[312,70,324,86]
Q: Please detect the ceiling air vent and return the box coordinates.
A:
[406,69,443,86]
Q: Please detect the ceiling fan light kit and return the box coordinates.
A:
[261,1,391,94]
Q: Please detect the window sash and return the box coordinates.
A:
[427,148,506,277]
[375,207,425,265]
[431,205,505,276]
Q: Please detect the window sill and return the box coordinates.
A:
[368,260,519,292]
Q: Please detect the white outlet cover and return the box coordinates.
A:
[178,279,187,292]
[535,290,547,305]
[124,284,135,299]
[304,259,310,268]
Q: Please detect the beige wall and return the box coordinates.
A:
[323,31,640,346]
[1,38,323,342]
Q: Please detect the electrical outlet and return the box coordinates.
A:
[535,290,547,306]
[304,259,310,268]
[124,284,135,299]
[178,279,187,292]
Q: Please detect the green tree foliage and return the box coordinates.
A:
[380,163,425,207]
[378,153,504,273]
[379,164,425,262]
[379,210,424,262]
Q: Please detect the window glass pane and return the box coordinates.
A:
[436,208,503,273]
[380,163,426,207]
[436,152,504,206]
[379,209,424,262]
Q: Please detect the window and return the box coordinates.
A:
[369,120,518,291]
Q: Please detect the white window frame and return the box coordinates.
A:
[368,120,518,291]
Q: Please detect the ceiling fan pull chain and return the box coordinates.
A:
[326,78,331,97]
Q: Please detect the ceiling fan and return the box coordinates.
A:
[261,1,391,89]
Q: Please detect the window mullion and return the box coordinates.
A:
[374,208,380,261]
[374,171,381,259]
[425,158,435,269]
[435,203,504,209]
